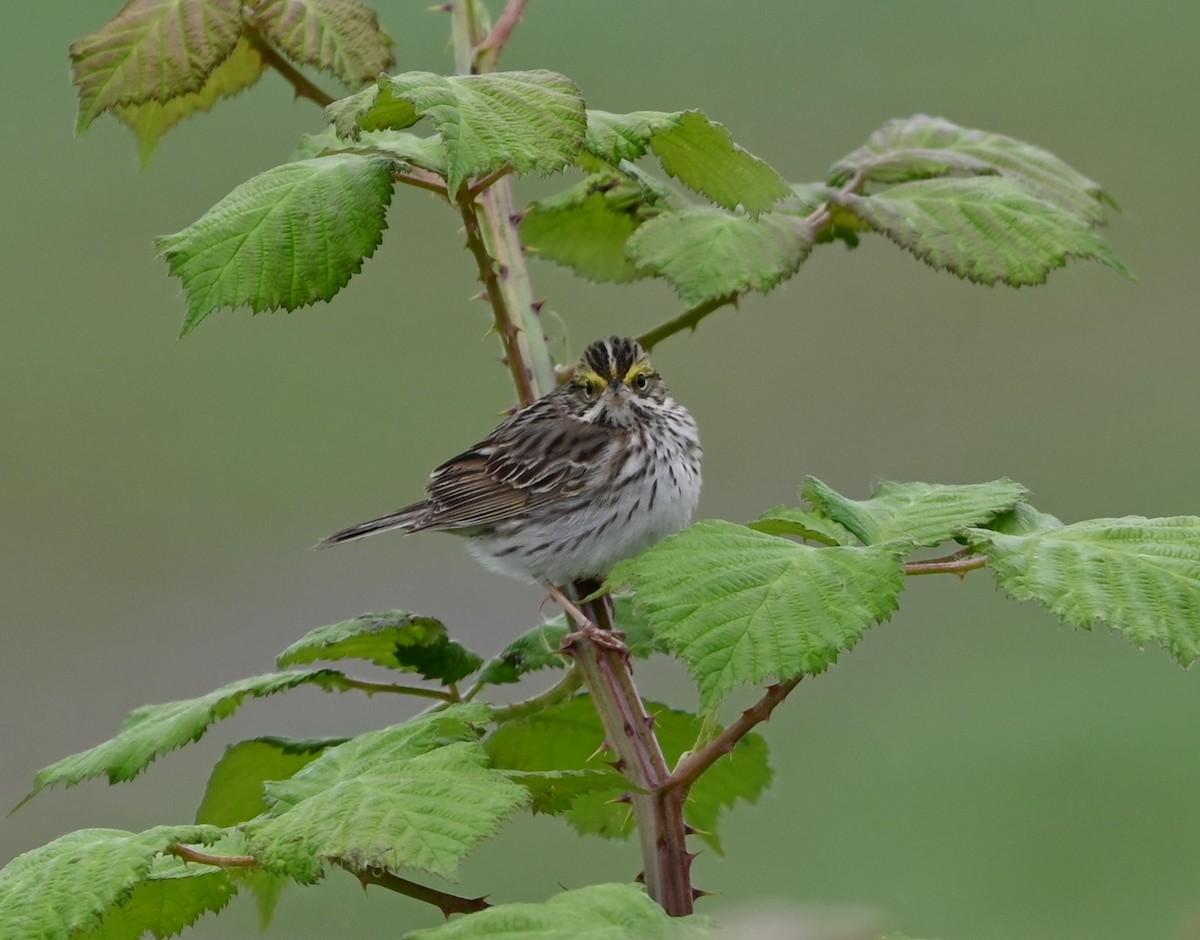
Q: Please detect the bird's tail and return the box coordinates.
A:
[315,504,425,548]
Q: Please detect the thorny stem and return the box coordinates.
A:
[449,0,554,404]
[563,583,696,916]
[244,25,335,108]
[165,845,486,917]
[459,194,539,406]
[635,170,870,350]
[339,861,490,917]
[471,0,530,72]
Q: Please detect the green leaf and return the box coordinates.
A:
[626,206,812,306]
[246,704,527,882]
[486,694,770,853]
[831,177,1131,286]
[478,597,663,686]
[404,883,709,940]
[71,0,243,134]
[297,127,448,175]
[831,114,1118,224]
[582,109,684,164]
[19,670,343,804]
[502,769,629,817]
[649,111,790,215]
[801,477,1029,548]
[611,521,904,708]
[749,506,858,546]
[276,610,483,683]
[521,173,664,283]
[197,736,341,827]
[248,0,394,88]
[0,825,223,940]
[329,70,587,192]
[78,838,248,940]
[114,36,267,168]
[156,154,395,335]
[966,516,1200,665]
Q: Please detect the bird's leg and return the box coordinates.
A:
[545,581,626,652]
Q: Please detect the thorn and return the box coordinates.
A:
[509,211,526,225]
[587,740,613,762]
[428,2,452,12]
[498,263,510,279]
[606,792,633,805]
[644,710,658,731]
[682,823,697,836]
[531,299,544,313]
[603,758,627,773]
[634,871,646,884]
[692,887,717,901]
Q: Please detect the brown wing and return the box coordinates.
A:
[412,402,614,531]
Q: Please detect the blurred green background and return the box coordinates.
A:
[4,2,1199,938]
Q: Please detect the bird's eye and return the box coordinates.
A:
[581,379,596,399]
[633,372,649,391]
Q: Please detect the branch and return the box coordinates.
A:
[636,294,738,352]
[339,676,457,701]
[472,0,530,73]
[244,26,335,109]
[491,666,583,722]
[466,165,515,199]
[338,860,489,917]
[166,844,257,868]
[904,552,987,577]
[394,168,451,198]
[665,677,801,795]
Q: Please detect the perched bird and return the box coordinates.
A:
[319,336,702,596]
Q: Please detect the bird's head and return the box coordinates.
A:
[568,336,667,426]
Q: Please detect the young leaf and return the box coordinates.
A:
[276,610,483,683]
[114,37,267,167]
[831,177,1130,286]
[404,883,709,940]
[649,111,791,215]
[297,127,448,176]
[71,0,243,134]
[626,206,813,306]
[521,173,664,283]
[197,737,343,826]
[801,477,1029,547]
[329,70,587,192]
[156,154,395,335]
[830,114,1117,224]
[486,694,770,853]
[0,825,223,940]
[582,109,684,163]
[477,596,663,686]
[748,507,858,546]
[248,0,395,89]
[19,670,344,804]
[246,704,527,883]
[610,521,904,708]
[966,516,1200,665]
